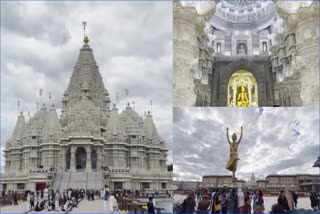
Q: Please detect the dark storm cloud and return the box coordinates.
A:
[173,107,319,181]
[1,1,173,169]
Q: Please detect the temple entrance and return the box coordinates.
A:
[66,149,71,170]
[114,182,123,190]
[75,147,87,170]
[91,149,97,170]
[227,70,258,107]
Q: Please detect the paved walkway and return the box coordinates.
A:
[0,202,29,213]
[71,199,106,212]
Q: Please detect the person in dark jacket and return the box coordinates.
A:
[183,193,196,213]
[197,194,211,213]
[244,191,252,213]
[271,203,285,213]
[211,191,221,213]
[147,197,155,214]
[228,189,238,213]
[310,192,319,211]
[220,190,228,214]
[292,191,298,208]
[277,190,289,212]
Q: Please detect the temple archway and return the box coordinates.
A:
[227,70,258,107]
[91,149,97,170]
[66,149,71,170]
[75,147,86,170]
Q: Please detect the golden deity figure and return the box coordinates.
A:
[226,126,243,182]
[237,85,249,107]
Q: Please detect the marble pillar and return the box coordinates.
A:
[70,146,75,172]
[86,146,92,172]
[173,2,216,106]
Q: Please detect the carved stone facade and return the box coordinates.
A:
[173,2,215,106]
[2,39,171,192]
[174,1,319,107]
[275,1,319,106]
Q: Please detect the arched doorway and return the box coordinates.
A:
[66,149,71,170]
[91,149,97,170]
[75,147,86,170]
[228,70,258,107]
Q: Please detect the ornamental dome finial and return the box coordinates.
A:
[82,21,89,44]
[84,35,89,44]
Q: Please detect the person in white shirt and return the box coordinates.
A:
[103,185,111,211]
[109,193,118,213]
[237,188,245,213]
[27,192,30,211]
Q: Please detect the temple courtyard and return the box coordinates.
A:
[0,197,173,213]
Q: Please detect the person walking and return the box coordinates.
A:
[30,192,35,211]
[237,188,245,213]
[228,189,238,213]
[252,190,257,211]
[254,190,264,213]
[278,190,290,212]
[244,191,252,213]
[103,185,111,211]
[27,192,30,211]
[147,197,155,214]
[183,193,196,213]
[310,192,319,211]
[197,194,211,213]
[220,190,228,214]
[109,193,118,213]
[91,189,94,201]
[284,189,293,212]
[212,191,221,213]
[54,190,60,211]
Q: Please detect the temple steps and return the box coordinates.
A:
[52,171,104,190]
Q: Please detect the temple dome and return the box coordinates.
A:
[120,103,145,137]
[106,104,126,138]
[24,105,48,139]
[9,112,27,146]
[42,105,62,141]
[210,1,277,30]
[143,111,164,144]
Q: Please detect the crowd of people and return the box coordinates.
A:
[182,188,262,213]
[101,185,158,213]
[26,188,89,211]
[1,186,168,213]
[180,187,320,213]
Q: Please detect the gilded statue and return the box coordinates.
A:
[226,126,243,182]
[237,86,249,107]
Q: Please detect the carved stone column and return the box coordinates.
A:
[86,146,92,172]
[70,146,76,172]
[276,1,319,106]
[97,146,102,171]
[60,147,65,172]
[173,2,216,106]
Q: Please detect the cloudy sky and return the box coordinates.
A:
[173,107,319,181]
[1,1,173,170]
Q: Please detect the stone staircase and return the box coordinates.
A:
[69,172,87,189]
[60,171,71,190]
[52,172,63,190]
[52,171,104,190]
